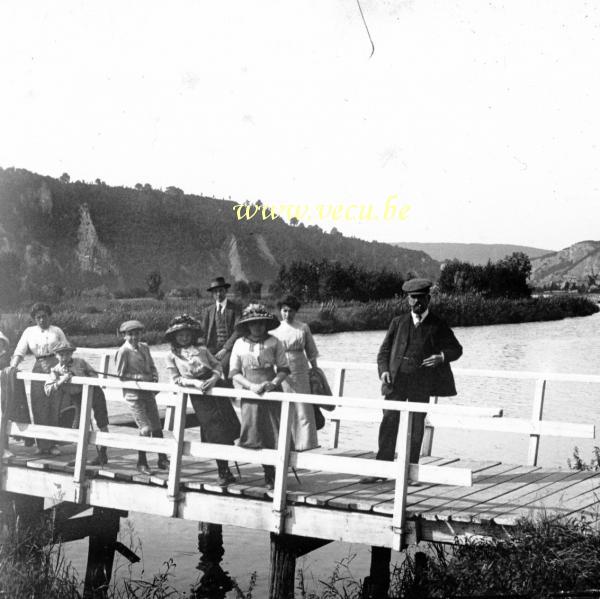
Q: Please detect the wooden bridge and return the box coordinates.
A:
[1,354,599,598]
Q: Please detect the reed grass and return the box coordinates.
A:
[0,293,597,348]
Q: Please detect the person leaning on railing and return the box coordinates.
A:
[10,302,68,455]
[164,314,240,487]
[43,341,110,465]
[229,304,290,490]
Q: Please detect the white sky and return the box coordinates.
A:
[1,0,599,251]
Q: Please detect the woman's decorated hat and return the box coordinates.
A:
[235,303,279,333]
[164,314,204,341]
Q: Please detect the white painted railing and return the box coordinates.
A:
[318,360,597,465]
[2,368,501,552]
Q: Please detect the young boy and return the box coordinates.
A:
[44,341,110,465]
[114,320,169,474]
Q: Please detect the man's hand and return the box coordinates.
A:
[422,354,444,368]
[215,349,227,360]
[380,371,391,384]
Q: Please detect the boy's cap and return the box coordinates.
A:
[53,341,76,354]
[119,320,145,333]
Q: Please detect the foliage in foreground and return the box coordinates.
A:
[4,511,600,598]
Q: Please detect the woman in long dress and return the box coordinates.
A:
[164,314,240,486]
[11,302,67,455]
[271,294,320,451]
[229,304,289,489]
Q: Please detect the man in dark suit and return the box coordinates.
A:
[360,278,462,599]
[201,276,242,378]
[361,278,462,482]
[193,277,243,593]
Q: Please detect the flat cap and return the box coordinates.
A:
[402,278,432,295]
[52,341,76,354]
[118,320,145,334]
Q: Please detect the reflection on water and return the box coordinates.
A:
[61,312,600,596]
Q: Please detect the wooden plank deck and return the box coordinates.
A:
[4,432,600,546]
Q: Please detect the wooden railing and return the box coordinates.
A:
[1,369,504,551]
[319,361,598,465]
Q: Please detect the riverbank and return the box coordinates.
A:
[0,293,597,347]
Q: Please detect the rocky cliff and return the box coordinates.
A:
[530,240,600,287]
[0,167,440,300]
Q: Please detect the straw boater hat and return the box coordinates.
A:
[164,314,204,343]
[52,341,76,354]
[235,304,279,333]
[207,276,231,292]
[118,320,145,334]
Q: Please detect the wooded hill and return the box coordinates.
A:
[0,167,439,304]
[393,242,552,265]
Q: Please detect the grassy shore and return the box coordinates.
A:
[3,511,600,598]
[0,293,597,348]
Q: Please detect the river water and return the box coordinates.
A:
[61,312,600,596]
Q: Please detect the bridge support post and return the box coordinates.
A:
[83,507,121,599]
[268,533,331,599]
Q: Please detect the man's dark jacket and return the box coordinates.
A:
[377,311,462,397]
[201,301,242,355]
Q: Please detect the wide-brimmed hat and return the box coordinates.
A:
[277,294,301,312]
[52,341,76,354]
[30,302,52,318]
[402,278,433,295]
[207,277,231,292]
[235,303,279,333]
[164,314,204,341]
[118,320,145,334]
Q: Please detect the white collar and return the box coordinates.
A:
[216,299,228,310]
[411,309,428,325]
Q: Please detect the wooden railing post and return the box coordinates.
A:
[72,384,94,504]
[528,379,547,466]
[272,397,294,534]
[166,392,186,516]
[391,408,413,552]
[421,396,438,457]
[0,381,10,479]
[100,353,110,378]
[328,368,346,449]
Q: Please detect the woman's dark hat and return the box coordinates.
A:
[402,278,432,295]
[277,294,301,312]
[30,302,52,318]
[207,277,231,292]
[235,304,279,333]
[118,320,145,334]
[165,314,204,341]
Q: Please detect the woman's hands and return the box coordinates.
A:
[250,381,276,395]
[199,374,220,392]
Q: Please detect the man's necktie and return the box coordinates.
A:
[414,314,421,327]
